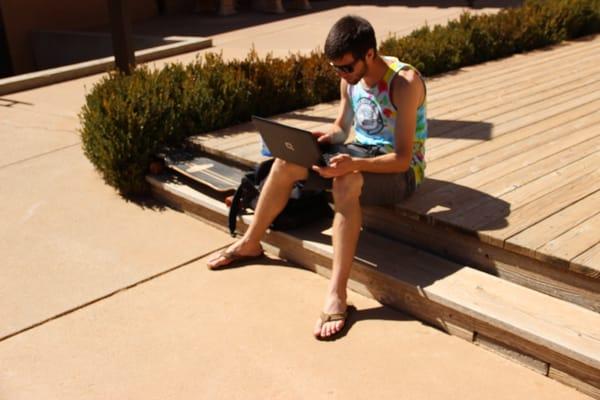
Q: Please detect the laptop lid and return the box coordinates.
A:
[252,115,323,168]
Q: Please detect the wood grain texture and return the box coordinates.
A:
[572,243,600,278]
[507,191,600,258]
[475,333,549,375]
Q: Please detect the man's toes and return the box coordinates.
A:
[321,323,329,337]
[314,320,323,337]
[315,319,346,338]
[207,258,221,269]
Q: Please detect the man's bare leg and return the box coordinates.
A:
[314,172,363,338]
[207,159,308,268]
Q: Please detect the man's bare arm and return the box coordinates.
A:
[313,80,354,144]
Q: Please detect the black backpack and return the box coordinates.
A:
[228,158,333,236]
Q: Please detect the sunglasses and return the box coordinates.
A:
[329,57,361,74]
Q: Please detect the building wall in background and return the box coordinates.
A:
[0,0,159,75]
[0,4,13,78]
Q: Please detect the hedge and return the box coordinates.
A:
[80,0,600,195]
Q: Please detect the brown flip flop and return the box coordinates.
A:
[207,248,264,270]
[315,304,355,341]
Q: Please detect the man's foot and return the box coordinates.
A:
[207,240,263,270]
[313,293,348,339]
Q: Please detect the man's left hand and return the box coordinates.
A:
[312,154,357,178]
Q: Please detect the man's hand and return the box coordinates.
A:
[312,131,334,143]
[312,154,356,178]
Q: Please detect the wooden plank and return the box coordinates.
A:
[474,170,600,248]
[536,212,600,267]
[457,133,600,194]
[443,321,475,342]
[425,266,600,369]
[426,79,600,149]
[474,333,549,375]
[507,191,600,258]
[571,243,600,278]
[429,45,600,99]
[190,122,255,148]
[488,151,600,213]
[428,57,598,117]
[404,132,600,222]
[146,175,230,229]
[430,75,600,136]
[191,103,339,154]
[202,132,256,151]
[425,89,600,163]
[225,142,266,166]
[549,367,600,399]
[270,103,339,129]
[409,115,600,207]
[361,206,600,312]
[426,37,600,93]
[426,98,600,178]
[431,60,599,114]
[423,115,600,196]
[427,38,600,97]
[430,56,599,115]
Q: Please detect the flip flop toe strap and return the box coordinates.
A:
[320,311,348,323]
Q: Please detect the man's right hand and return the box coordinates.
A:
[312,131,333,143]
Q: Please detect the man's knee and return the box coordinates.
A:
[332,172,363,204]
[271,158,308,182]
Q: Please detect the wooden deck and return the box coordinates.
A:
[188,35,600,308]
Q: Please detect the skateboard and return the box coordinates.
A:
[163,151,246,192]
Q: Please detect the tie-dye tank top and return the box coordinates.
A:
[348,56,427,185]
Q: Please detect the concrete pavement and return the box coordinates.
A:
[0,2,592,398]
[0,252,591,399]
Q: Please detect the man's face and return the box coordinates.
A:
[329,52,367,85]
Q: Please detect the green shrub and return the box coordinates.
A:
[380,0,600,76]
[80,65,189,194]
[80,51,338,195]
[80,0,600,195]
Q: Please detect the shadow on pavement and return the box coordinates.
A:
[118,0,523,39]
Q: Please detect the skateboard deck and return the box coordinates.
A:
[163,152,246,192]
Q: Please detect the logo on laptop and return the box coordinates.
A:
[284,141,295,151]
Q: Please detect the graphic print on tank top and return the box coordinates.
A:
[348,56,428,186]
[355,97,384,135]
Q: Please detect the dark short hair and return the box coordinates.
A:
[324,15,377,61]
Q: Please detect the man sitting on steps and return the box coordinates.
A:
[207,15,428,340]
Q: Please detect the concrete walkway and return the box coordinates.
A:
[0,2,592,398]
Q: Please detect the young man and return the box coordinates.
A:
[207,15,427,339]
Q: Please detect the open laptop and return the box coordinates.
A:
[252,115,330,168]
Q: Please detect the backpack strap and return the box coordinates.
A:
[228,159,274,236]
[228,181,244,236]
[255,158,275,183]
[228,176,258,236]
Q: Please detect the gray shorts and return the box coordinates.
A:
[303,167,416,206]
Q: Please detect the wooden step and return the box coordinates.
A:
[147,172,600,399]
[361,205,599,313]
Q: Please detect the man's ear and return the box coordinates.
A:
[365,48,375,62]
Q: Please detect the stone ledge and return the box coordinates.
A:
[0,36,212,96]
